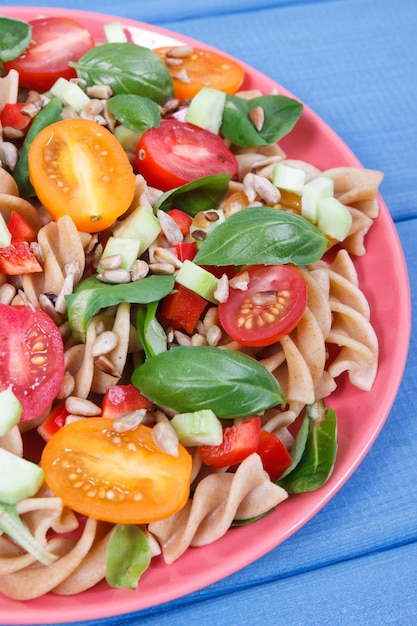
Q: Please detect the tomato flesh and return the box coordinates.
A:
[134,119,238,191]
[3,17,95,91]
[218,265,307,347]
[28,119,136,233]
[153,46,245,100]
[0,304,65,422]
[41,418,192,524]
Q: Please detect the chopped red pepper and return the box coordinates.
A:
[175,241,197,262]
[7,211,37,243]
[256,430,293,482]
[0,102,33,133]
[0,241,42,274]
[158,282,208,333]
[199,416,261,469]
[167,208,192,235]
[101,384,153,419]
[37,402,70,442]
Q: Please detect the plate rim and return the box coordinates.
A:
[0,6,412,624]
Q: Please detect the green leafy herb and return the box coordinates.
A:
[221,94,303,148]
[136,301,167,358]
[0,17,31,62]
[107,94,161,133]
[66,274,175,341]
[106,524,151,589]
[71,43,174,105]
[231,507,276,526]
[0,501,57,566]
[132,345,285,418]
[13,98,63,197]
[278,402,337,493]
[154,173,231,216]
[194,206,328,267]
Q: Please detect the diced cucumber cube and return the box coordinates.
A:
[49,77,90,113]
[185,87,226,134]
[0,389,22,436]
[100,236,141,271]
[113,205,162,256]
[175,260,218,303]
[0,213,11,248]
[301,175,334,223]
[114,125,142,152]
[171,409,223,446]
[0,448,44,504]
[272,163,306,194]
[104,21,128,43]
[317,197,353,241]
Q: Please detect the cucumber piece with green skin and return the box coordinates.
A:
[99,236,141,271]
[49,77,90,113]
[104,21,128,43]
[0,389,22,436]
[113,205,162,256]
[301,175,334,223]
[171,409,223,446]
[0,448,44,504]
[185,87,226,134]
[272,162,306,194]
[114,125,142,152]
[317,196,352,241]
[175,260,218,303]
[0,213,11,248]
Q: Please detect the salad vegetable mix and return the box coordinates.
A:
[0,15,380,597]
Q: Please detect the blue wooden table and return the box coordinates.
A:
[1,1,416,624]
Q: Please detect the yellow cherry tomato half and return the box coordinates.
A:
[153,46,245,100]
[40,417,192,524]
[28,118,136,233]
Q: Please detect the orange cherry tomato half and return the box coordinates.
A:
[41,418,192,524]
[3,17,95,92]
[218,264,307,347]
[28,119,136,233]
[153,46,245,100]
[135,119,238,191]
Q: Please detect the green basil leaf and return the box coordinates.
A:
[71,43,174,105]
[231,507,276,526]
[221,94,303,148]
[106,524,151,590]
[107,94,161,133]
[278,403,337,493]
[132,345,285,418]
[66,274,175,341]
[0,17,31,62]
[154,173,231,216]
[14,98,63,197]
[277,413,310,480]
[136,301,167,358]
[194,207,328,266]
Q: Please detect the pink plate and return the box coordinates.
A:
[0,6,411,625]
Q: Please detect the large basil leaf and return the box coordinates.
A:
[194,207,328,266]
[278,403,337,492]
[154,174,231,216]
[107,94,161,132]
[0,17,31,62]
[71,43,174,105]
[106,524,151,589]
[132,345,285,418]
[66,274,175,340]
[222,94,303,148]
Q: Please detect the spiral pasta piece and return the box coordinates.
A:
[149,453,288,564]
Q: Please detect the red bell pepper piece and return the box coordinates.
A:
[37,402,70,442]
[0,241,43,274]
[199,416,261,469]
[167,208,192,236]
[256,430,293,482]
[7,211,37,243]
[0,102,33,133]
[101,384,153,418]
[158,282,208,333]
[175,241,197,262]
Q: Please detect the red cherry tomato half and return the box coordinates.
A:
[3,17,95,91]
[0,304,65,422]
[218,265,307,347]
[134,119,238,191]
